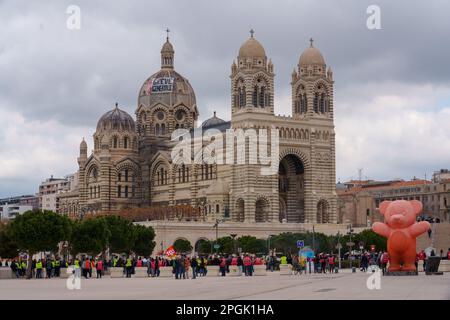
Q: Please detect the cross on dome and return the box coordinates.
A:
[250,29,255,38]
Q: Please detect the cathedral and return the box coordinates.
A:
[59,31,338,246]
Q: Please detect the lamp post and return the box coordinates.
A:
[213,219,224,254]
[347,224,354,270]
[230,233,237,254]
[267,234,276,255]
[337,231,342,270]
[312,225,316,254]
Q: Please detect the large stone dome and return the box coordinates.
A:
[138,69,196,107]
[96,103,135,132]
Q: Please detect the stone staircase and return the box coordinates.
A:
[416,222,450,255]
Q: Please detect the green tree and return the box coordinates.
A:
[132,225,156,257]
[216,236,234,254]
[70,217,111,256]
[238,236,267,254]
[9,210,71,278]
[195,239,212,255]
[101,215,136,255]
[173,238,192,254]
[353,229,387,252]
[0,222,19,259]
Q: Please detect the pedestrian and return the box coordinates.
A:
[191,256,197,279]
[237,255,244,275]
[360,253,368,272]
[11,260,19,278]
[427,228,432,238]
[328,254,334,273]
[125,256,133,278]
[46,258,52,279]
[184,257,190,279]
[96,259,103,278]
[320,254,326,273]
[243,255,252,276]
[179,255,186,279]
[219,256,227,276]
[36,259,43,279]
[54,258,61,277]
[381,251,389,275]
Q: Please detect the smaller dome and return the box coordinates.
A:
[161,39,174,53]
[299,39,325,66]
[96,103,135,132]
[206,179,230,195]
[238,36,266,60]
[201,111,225,128]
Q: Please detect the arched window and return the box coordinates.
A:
[161,123,166,135]
[259,86,265,107]
[252,86,257,106]
[155,124,160,135]
[319,93,326,113]
[313,93,319,113]
[113,137,118,148]
[124,137,128,149]
[117,185,121,198]
[301,94,307,114]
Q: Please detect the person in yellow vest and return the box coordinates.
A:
[125,257,133,278]
[299,255,306,274]
[36,259,43,279]
[21,260,27,277]
[54,259,61,277]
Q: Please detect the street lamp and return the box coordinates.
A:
[267,234,276,255]
[213,219,225,253]
[230,233,237,254]
[347,224,355,271]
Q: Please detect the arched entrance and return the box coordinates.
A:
[317,200,330,223]
[235,198,245,222]
[255,198,269,222]
[279,154,305,222]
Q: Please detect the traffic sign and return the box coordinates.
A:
[346,241,355,247]
[214,244,220,249]
[336,243,343,249]
[297,240,305,248]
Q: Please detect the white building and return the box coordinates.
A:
[38,176,71,212]
[0,203,32,220]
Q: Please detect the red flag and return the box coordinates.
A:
[165,245,176,257]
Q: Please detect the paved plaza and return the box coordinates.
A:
[0,270,448,300]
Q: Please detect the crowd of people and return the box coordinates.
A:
[2,248,449,279]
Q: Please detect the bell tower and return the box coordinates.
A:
[291,38,334,120]
[231,30,274,117]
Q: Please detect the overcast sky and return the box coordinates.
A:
[1,0,450,197]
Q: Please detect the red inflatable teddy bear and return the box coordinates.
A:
[372,200,430,272]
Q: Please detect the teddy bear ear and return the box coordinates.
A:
[410,200,423,216]
[379,201,391,216]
